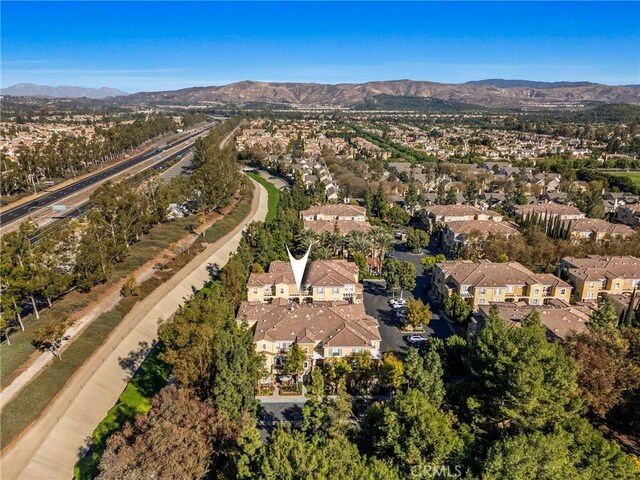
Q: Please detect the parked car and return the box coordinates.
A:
[390,298,407,309]
[406,334,428,345]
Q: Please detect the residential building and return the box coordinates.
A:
[237,300,381,372]
[246,259,361,304]
[441,220,520,252]
[564,218,634,240]
[560,256,640,301]
[432,259,572,309]
[300,204,372,235]
[474,300,592,340]
[615,204,640,228]
[421,205,503,232]
[514,203,585,221]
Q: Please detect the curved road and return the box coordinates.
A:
[0,177,268,479]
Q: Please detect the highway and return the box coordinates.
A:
[0,126,209,227]
[27,140,199,243]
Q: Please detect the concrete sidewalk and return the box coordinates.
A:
[0,179,268,480]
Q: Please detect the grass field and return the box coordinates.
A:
[0,183,255,450]
[246,171,280,224]
[73,345,171,480]
[609,171,640,188]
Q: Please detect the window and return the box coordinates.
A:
[615,283,620,289]
[317,287,324,294]
[332,287,339,295]
[534,288,540,295]
[530,299,539,305]
[495,288,502,295]
[328,348,342,357]
[280,287,285,295]
[479,298,486,305]
[479,288,486,295]
[587,292,594,299]
[507,285,514,293]
[253,288,258,295]
[262,343,267,350]
[590,282,595,289]
[303,361,309,369]
[560,288,566,295]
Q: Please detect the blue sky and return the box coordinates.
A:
[2,2,639,92]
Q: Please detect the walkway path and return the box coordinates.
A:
[0,178,268,480]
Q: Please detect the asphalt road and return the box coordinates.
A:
[362,238,455,355]
[0,127,208,226]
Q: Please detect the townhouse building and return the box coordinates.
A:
[237,300,381,373]
[564,218,634,240]
[432,259,572,309]
[560,256,640,301]
[300,204,372,235]
[421,205,503,232]
[441,220,520,252]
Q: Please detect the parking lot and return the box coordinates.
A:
[362,239,456,355]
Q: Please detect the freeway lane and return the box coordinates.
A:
[0,126,209,226]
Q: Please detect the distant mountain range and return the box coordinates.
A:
[3,79,640,108]
[1,83,128,99]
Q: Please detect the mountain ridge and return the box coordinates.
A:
[1,83,129,99]
[4,79,639,107]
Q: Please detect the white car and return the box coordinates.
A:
[389,298,407,308]
[406,335,428,345]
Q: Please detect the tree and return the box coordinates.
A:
[220,256,248,308]
[284,344,305,383]
[622,287,636,326]
[403,348,445,408]
[466,314,580,434]
[120,275,140,297]
[405,227,429,254]
[445,188,458,205]
[369,226,394,269]
[32,318,68,359]
[404,297,431,329]
[323,357,352,393]
[380,352,404,391]
[350,252,368,280]
[382,257,401,295]
[348,230,372,257]
[397,261,417,297]
[436,182,446,205]
[463,180,479,205]
[348,350,376,395]
[384,204,410,226]
[589,297,619,330]
[564,328,640,418]
[255,425,400,480]
[420,254,446,274]
[360,389,463,475]
[482,418,636,480]
[97,386,241,480]
[444,293,472,325]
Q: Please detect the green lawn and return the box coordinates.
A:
[73,345,171,480]
[246,171,281,224]
[609,171,640,188]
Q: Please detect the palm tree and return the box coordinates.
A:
[348,230,372,257]
[296,228,319,253]
[369,226,394,268]
[324,231,344,258]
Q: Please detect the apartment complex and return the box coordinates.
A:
[421,205,503,231]
[237,299,381,372]
[560,256,640,301]
[615,204,640,228]
[514,203,585,221]
[300,204,372,235]
[238,258,380,373]
[475,300,591,340]
[441,220,520,252]
[432,259,572,309]
[247,259,361,304]
[564,218,635,240]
